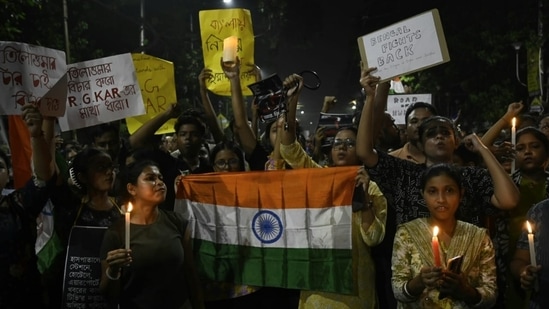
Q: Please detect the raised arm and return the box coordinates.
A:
[462,133,519,209]
[279,73,304,146]
[198,67,225,144]
[480,101,523,146]
[221,57,258,156]
[356,67,381,167]
[129,103,182,149]
[21,104,54,182]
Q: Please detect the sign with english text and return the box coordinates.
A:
[0,41,67,116]
[57,53,145,131]
[387,93,432,124]
[357,9,450,82]
[126,53,177,135]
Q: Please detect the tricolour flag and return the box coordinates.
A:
[175,166,357,295]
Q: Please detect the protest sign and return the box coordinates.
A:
[357,9,450,82]
[387,94,432,124]
[0,41,67,116]
[126,53,177,135]
[61,226,108,309]
[57,53,145,131]
[199,8,257,96]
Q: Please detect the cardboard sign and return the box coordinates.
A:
[0,41,67,116]
[57,53,145,131]
[199,9,257,96]
[126,53,177,135]
[357,9,450,82]
[387,94,432,124]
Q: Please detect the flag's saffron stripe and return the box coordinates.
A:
[194,239,354,295]
[175,200,352,250]
[177,166,357,209]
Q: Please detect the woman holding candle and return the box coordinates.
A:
[99,159,204,309]
[391,163,497,308]
[510,200,549,309]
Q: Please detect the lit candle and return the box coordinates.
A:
[432,226,441,267]
[511,117,516,174]
[526,221,537,267]
[222,36,238,65]
[125,202,133,250]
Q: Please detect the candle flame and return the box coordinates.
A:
[512,117,516,127]
[433,226,439,237]
[526,220,533,233]
[127,202,133,213]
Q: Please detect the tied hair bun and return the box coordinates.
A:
[68,167,82,189]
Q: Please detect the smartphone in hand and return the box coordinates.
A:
[447,255,464,274]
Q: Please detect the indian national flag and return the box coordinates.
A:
[174,166,357,295]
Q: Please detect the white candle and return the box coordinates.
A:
[526,220,537,267]
[125,202,133,250]
[511,117,516,174]
[222,36,238,65]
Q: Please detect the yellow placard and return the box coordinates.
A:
[127,53,177,135]
[199,8,257,96]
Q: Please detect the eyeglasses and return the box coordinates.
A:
[214,158,240,169]
[423,126,453,139]
[332,138,356,149]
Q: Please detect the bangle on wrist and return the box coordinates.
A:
[403,280,418,300]
[106,267,121,280]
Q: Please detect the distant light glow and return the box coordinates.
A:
[223,0,232,3]
[300,110,305,114]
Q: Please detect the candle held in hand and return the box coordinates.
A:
[432,226,441,267]
[222,36,238,65]
[125,202,133,250]
[511,117,516,174]
[526,221,537,267]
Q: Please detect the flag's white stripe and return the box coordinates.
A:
[175,199,352,250]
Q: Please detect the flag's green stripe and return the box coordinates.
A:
[194,239,354,295]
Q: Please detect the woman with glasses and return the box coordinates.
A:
[210,141,246,172]
[31,108,123,308]
[274,72,387,309]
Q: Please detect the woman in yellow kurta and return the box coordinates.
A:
[277,73,387,309]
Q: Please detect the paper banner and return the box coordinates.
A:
[0,41,67,116]
[126,53,177,135]
[57,53,145,131]
[199,8,257,96]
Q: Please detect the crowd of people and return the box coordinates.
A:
[0,59,548,309]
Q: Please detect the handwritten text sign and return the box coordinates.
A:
[357,9,450,82]
[199,9,257,96]
[126,53,177,135]
[0,41,67,116]
[386,94,432,124]
[57,53,145,131]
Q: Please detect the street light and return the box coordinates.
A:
[513,42,527,87]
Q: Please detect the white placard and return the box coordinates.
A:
[0,41,67,116]
[357,9,450,82]
[387,94,432,125]
[58,53,145,131]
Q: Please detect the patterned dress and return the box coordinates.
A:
[392,218,497,309]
